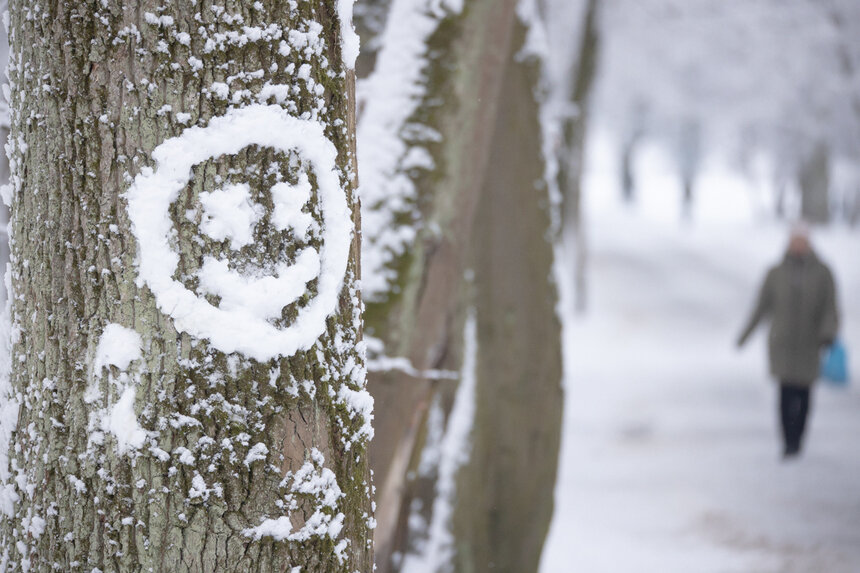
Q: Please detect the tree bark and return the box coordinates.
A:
[450,18,563,573]
[364,4,566,572]
[0,1,373,572]
[363,2,522,570]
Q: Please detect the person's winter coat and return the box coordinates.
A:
[738,251,839,385]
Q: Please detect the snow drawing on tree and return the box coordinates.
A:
[126,104,353,362]
[0,0,377,570]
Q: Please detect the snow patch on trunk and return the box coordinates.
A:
[243,447,348,560]
[337,0,360,69]
[101,386,147,455]
[356,0,464,302]
[0,277,16,519]
[88,324,146,456]
[400,309,478,572]
[94,323,142,374]
[198,182,265,249]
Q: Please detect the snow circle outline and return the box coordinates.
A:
[126,104,352,361]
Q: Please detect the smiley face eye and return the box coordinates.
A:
[271,173,315,239]
[126,104,352,361]
[198,182,266,251]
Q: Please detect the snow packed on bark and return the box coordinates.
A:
[0,271,14,522]
[356,0,464,302]
[398,309,478,573]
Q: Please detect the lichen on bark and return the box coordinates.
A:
[0,1,373,572]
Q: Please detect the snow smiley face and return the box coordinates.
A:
[126,104,352,361]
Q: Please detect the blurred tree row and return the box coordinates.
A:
[600,0,860,225]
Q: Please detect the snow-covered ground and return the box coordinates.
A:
[541,132,860,573]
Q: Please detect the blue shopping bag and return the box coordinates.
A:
[821,339,849,386]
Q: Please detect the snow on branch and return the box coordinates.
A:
[364,337,458,380]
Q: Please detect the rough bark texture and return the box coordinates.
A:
[451,19,563,573]
[0,1,373,572]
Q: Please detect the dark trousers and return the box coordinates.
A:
[779,383,811,453]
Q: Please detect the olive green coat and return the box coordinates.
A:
[738,251,839,385]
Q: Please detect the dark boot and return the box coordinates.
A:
[780,383,811,459]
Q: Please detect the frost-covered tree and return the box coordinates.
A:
[594,0,860,223]
[798,141,831,224]
[0,1,374,571]
[447,12,563,573]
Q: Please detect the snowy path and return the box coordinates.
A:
[540,150,860,572]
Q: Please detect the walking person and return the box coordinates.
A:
[737,224,840,458]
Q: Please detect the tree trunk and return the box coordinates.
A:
[364,4,566,571]
[360,1,523,569]
[450,17,564,573]
[0,0,9,307]
[850,187,860,226]
[559,0,599,314]
[0,2,373,572]
[678,119,701,221]
[798,142,831,224]
[621,138,637,203]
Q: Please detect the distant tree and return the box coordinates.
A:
[678,119,701,220]
[352,0,393,76]
[0,1,373,571]
[798,142,831,224]
[595,0,860,220]
[621,136,638,203]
